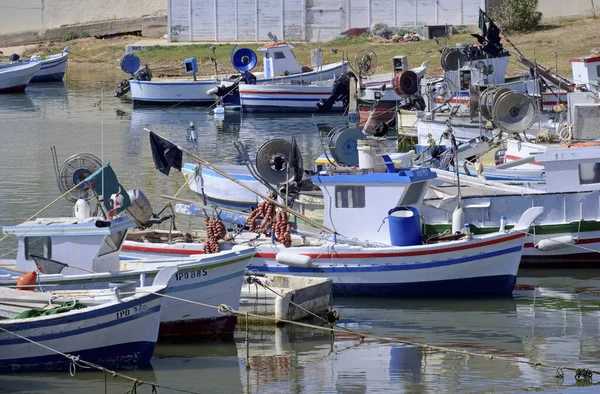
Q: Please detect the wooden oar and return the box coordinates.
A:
[0,265,28,274]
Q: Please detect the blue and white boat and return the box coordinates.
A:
[0,266,175,370]
[127,42,347,105]
[27,48,69,83]
[0,191,255,338]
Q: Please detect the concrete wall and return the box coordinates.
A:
[170,0,486,42]
[0,0,167,35]
[538,0,595,20]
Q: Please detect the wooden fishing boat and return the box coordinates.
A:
[0,62,41,93]
[0,266,175,370]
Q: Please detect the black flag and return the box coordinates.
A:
[149,131,183,176]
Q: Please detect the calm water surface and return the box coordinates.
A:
[1,68,600,393]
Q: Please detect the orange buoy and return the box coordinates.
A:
[17,271,37,291]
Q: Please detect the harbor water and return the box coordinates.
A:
[1,68,600,393]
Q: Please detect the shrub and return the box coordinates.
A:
[61,31,79,41]
[490,0,543,33]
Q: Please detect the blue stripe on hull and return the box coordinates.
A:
[332,275,517,297]
[0,341,156,370]
[243,105,344,113]
[30,72,65,83]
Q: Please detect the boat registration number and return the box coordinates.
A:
[174,270,208,281]
[115,304,147,319]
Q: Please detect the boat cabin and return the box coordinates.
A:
[3,216,136,274]
[570,55,600,92]
[536,145,600,193]
[312,168,437,244]
[258,43,303,79]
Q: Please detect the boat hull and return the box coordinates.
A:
[239,83,342,113]
[28,53,68,83]
[182,163,268,211]
[0,292,162,369]
[0,249,254,338]
[124,233,526,297]
[0,62,41,92]
[130,62,347,105]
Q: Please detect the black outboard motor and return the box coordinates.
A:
[9,54,20,61]
[115,65,152,98]
[211,72,257,99]
[316,71,356,113]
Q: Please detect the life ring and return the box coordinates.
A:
[263,41,287,48]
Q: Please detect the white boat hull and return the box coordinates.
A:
[28,52,69,82]
[123,232,527,296]
[182,163,269,211]
[0,289,164,369]
[130,62,347,104]
[0,62,41,92]
[239,83,341,112]
[0,248,255,337]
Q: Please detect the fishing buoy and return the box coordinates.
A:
[74,196,91,220]
[276,252,312,268]
[451,206,465,234]
[17,271,37,291]
[535,235,577,251]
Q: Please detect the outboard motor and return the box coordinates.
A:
[316,71,356,113]
[9,53,20,62]
[115,52,152,98]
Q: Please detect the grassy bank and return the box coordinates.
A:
[19,17,599,79]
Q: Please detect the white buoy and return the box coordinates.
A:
[535,235,577,251]
[451,206,465,234]
[74,197,91,220]
[276,252,312,268]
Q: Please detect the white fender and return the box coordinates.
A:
[276,252,312,268]
[513,207,544,232]
[535,235,577,251]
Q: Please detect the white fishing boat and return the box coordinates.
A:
[28,48,69,83]
[0,266,175,370]
[138,132,543,297]
[182,162,269,211]
[240,273,333,323]
[122,42,347,105]
[0,158,255,338]
[0,62,42,93]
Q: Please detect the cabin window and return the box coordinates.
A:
[98,230,127,256]
[402,181,428,205]
[274,51,286,59]
[335,186,365,208]
[596,65,600,78]
[579,162,600,184]
[25,237,52,260]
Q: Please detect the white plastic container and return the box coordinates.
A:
[74,197,91,220]
[357,138,387,172]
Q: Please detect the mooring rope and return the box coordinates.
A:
[0,326,201,394]
[136,290,597,381]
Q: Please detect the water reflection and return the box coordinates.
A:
[3,69,600,393]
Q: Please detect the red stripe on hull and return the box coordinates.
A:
[255,233,525,259]
[0,84,27,93]
[240,90,332,95]
[504,154,543,166]
[123,244,204,255]
[159,316,237,338]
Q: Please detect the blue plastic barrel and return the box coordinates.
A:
[388,206,422,246]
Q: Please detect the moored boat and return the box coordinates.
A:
[0,266,175,370]
[0,62,42,93]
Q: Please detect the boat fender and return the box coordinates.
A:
[276,252,312,268]
[451,206,465,234]
[17,271,37,291]
[535,235,577,251]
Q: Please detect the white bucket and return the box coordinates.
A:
[357,138,387,172]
